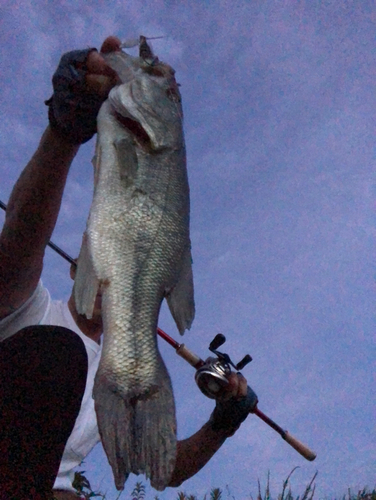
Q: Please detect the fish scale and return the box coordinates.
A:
[73,45,194,491]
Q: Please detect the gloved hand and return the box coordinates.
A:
[45,39,120,144]
[209,373,258,437]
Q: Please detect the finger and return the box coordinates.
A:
[85,74,116,97]
[236,373,248,399]
[86,50,119,79]
[222,372,239,400]
[100,36,122,54]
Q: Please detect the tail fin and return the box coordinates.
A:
[93,361,177,491]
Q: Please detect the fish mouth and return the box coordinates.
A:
[114,111,151,148]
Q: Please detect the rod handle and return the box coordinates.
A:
[176,344,203,368]
[282,431,316,461]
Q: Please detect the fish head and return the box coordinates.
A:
[111,59,184,150]
[102,48,184,150]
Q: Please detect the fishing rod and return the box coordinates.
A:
[0,199,316,462]
[157,328,316,461]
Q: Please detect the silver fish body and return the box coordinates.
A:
[73,50,195,490]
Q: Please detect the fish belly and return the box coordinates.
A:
[73,98,194,491]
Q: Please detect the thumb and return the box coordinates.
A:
[100,36,122,54]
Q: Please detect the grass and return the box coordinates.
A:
[71,469,376,500]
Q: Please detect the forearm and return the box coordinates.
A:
[5,125,79,247]
[168,373,255,488]
[0,126,79,315]
[168,421,228,488]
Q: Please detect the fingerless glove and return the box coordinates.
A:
[209,384,258,437]
[45,48,104,144]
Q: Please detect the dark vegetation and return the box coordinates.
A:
[71,468,376,500]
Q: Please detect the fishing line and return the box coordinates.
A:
[121,35,165,49]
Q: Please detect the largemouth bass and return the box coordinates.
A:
[73,38,195,491]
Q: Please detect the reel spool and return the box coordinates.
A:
[195,333,252,399]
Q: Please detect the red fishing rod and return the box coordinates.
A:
[0,199,316,462]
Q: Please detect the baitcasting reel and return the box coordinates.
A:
[195,333,252,399]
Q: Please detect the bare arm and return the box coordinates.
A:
[0,43,120,320]
[0,128,78,318]
[169,373,250,487]
[169,421,228,487]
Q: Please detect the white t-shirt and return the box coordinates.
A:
[0,281,102,492]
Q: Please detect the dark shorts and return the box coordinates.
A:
[0,325,88,499]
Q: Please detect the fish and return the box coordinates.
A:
[73,37,195,491]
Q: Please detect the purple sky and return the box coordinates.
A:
[1,1,375,498]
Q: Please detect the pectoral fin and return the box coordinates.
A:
[166,246,195,334]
